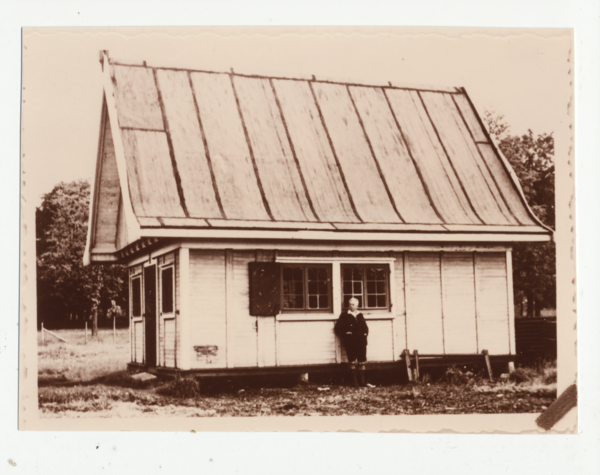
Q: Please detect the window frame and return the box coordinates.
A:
[341,263,391,311]
[280,263,333,313]
[131,274,143,320]
[160,265,175,316]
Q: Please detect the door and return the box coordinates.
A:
[144,265,157,367]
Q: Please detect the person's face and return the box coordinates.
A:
[349,300,358,312]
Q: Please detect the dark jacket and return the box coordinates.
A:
[334,310,369,345]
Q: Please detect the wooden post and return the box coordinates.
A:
[508,361,516,374]
[41,322,45,346]
[413,350,420,381]
[113,316,116,343]
[85,321,88,344]
[482,349,493,382]
[403,350,412,382]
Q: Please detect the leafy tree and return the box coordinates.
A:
[484,112,556,317]
[36,180,128,330]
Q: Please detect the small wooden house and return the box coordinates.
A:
[85,51,552,378]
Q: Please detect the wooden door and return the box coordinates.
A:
[144,265,157,367]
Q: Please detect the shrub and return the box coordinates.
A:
[157,376,201,399]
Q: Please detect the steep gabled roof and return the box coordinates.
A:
[85,51,551,264]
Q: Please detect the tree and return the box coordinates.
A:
[484,112,556,317]
[36,180,128,330]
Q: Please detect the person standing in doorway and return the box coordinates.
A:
[334,297,369,387]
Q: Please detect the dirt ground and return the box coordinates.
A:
[38,329,556,418]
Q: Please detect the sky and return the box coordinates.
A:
[21,28,572,207]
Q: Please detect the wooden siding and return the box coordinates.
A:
[405,253,444,354]
[392,252,407,353]
[364,320,394,362]
[94,114,120,249]
[277,321,337,365]
[475,253,510,354]
[230,251,259,367]
[102,59,548,238]
[164,319,176,367]
[134,321,144,363]
[115,194,128,250]
[189,72,269,221]
[189,250,227,368]
[441,253,478,354]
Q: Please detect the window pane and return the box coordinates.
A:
[293,267,303,280]
[283,267,292,280]
[375,268,385,280]
[367,281,376,294]
[353,268,363,280]
[307,268,317,281]
[377,295,387,307]
[308,281,317,294]
[161,267,174,313]
[294,281,303,294]
[367,268,376,280]
[317,268,327,281]
[132,277,141,317]
[353,282,362,294]
[356,296,363,307]
[319,295,329,309]
[343,281,352,294]
[343,267,352,280]
[294,295,304,308]
[376,281,385,293]
[308,295,318,308]
[367,295,376,308]
[317,281,327,293]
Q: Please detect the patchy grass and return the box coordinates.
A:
[38,330,556,418]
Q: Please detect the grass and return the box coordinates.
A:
[38,329,557,418]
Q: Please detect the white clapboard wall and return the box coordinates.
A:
[148,249,512,370]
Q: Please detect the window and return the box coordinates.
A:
[161,267,174,314]
[342,264,389,309]
[282,265,331,312]
[131,276,142,317]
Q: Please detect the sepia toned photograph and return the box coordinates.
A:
[20,27,575,431]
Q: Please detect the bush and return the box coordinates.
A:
[157,376,201,399]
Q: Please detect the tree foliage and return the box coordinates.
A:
[36,180,128,328]
[484,112,556,316]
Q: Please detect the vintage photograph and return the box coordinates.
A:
[20,28,573,429]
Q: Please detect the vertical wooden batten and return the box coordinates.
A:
[473,252,480,353]
[178,247,191,370]
[439,252,446,354]
[506,249,516,355]
[225,249,235,367]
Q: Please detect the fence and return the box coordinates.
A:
[515,317,557,360]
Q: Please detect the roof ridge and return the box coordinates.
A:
[105,55,462,94]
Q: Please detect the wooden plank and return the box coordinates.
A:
[164,319,176,367]
[477,143,536,225]
[312,82,401,223]
[207,219,334,230]
[474,253,511,354]
[405,252,444,354]
[277,321,337,365]
[421,92,513,225]
[231,251,259,368]
[365,320,394,362]
[94,115,120,249]
[482,349,494,381]
[188,72,270,221]
[506,250,516,355]
[154,69,223,219]
[189,250,227,368]
[271,79,359,223]
[112,64,165,130]
[413,350,420,381]
[404,350,413,382]
[225,249,235,368]
[393,252,407,354]
[232,76,317,222]
[385,89,479,225]
[441,253,478,354]
[115,195,128,251]
[349,86,442,224]
[120,129,186,218]
[452,93,489,143]
[332,223,447,232]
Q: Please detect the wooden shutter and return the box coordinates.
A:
[249,262,281,316]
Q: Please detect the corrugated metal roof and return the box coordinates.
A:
[105,57,548,234]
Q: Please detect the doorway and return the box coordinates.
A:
[144,265,157,367]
